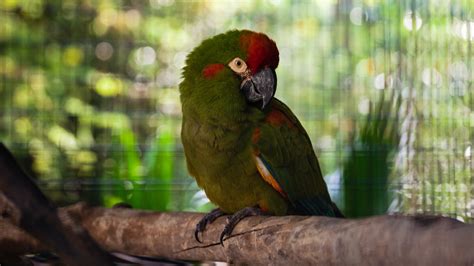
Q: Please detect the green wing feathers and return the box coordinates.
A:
[255,98,343,217]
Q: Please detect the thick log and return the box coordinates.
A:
[1,203,473,265]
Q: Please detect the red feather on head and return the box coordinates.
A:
[240,32,279,74]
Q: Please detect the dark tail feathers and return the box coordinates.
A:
[292,196,344,218]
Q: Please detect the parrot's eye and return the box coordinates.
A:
[228,57,249,76]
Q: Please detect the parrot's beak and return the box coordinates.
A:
[240,67,277,109]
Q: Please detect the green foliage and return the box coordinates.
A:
[343,91,400,217]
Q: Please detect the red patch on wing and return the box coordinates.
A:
[265,109,295,128]
[259,205,269,212]
[252,127,261,144]
[202,63,225,79]
[240,32,279,74]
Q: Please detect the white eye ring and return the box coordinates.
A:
[228,57,248,75]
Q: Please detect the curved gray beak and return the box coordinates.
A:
[240,67,277,109]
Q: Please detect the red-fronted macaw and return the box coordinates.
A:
[179,30,343,244]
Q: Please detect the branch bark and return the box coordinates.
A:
[1,203,473,265]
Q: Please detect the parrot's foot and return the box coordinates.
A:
[219,206,265,246]
[195,208,226,243]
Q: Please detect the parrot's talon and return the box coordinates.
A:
[219,231,227,246]
[218,206,265,245]
[194,229,203,243]
[194,208,226,243]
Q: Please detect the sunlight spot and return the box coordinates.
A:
[150,0,175,8]
[350,7,364,26]
[191,190,210,206]
[95,75,123,97]
[421,68,442,86]
[135,46,156,66]
[374,74,385,90]
[0,0,19,11]
[95,42,114,61]
[48,125,78,150]
[374,73,392,90]
[98,8,117,27]
[269,0,283,6]
[125,9,141,29]
[63,46,84,67]
[317,135,335,150]
[465,146,471,158]
[403,11,422,31]
[452,18,474,41]
[358,98,370,115]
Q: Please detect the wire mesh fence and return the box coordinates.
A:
[0,0,472,221]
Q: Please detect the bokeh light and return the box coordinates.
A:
[403,11,423,31]
[135,46,157,66]
[95,42,114,61]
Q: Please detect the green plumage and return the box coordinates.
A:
[257,99,338,216]
[180,30,342,217]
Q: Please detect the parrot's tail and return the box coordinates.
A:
[292,196,344,218]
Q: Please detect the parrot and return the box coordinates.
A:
[179,30,343,244]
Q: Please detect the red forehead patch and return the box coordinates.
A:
[240,32,279,74]
[202,63,225,79]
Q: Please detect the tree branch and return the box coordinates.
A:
[1,203,473,265]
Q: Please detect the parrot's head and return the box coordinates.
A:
[180,30,279,118]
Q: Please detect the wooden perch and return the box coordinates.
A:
[0,142,473,265]
[0,203,473,265]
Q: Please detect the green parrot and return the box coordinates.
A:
[179,30,343,244]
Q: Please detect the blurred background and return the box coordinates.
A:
[0,0,472,221]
